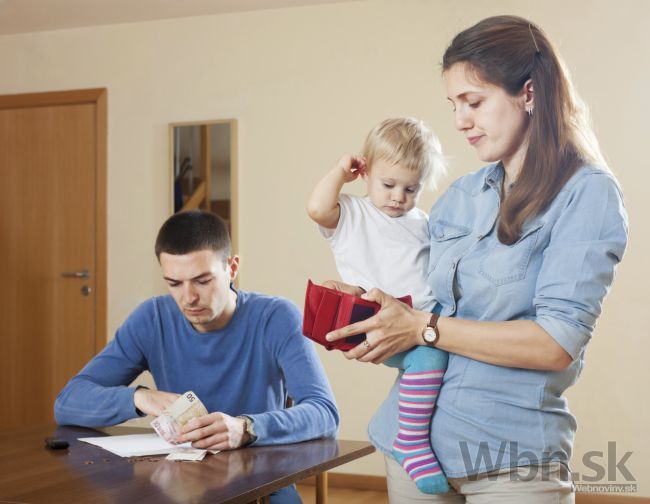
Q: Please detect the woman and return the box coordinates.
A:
[326,15,628,503]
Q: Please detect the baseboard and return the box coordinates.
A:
[299,473,648,502]
[576,495,650,503]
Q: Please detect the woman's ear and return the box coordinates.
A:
[524,79,534,114]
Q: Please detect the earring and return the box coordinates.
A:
[526,107,534,117]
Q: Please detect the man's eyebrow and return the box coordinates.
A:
[163,272,212,283]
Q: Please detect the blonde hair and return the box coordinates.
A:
[361,117,446,189]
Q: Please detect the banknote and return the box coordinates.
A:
[164,447,219,463]
[165,447,207,462]
[151,391,209,444]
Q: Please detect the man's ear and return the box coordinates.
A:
[227,255,240,281]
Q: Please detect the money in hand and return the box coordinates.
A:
[151,391,208,444]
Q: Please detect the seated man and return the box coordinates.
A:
[55,210,339,504]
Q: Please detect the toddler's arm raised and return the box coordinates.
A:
[307,155,365,229]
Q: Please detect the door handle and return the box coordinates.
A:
[61,269,90,279]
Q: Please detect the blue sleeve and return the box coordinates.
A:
[248,299,339,445]
[54,301,155,427]
[534,172,629,359]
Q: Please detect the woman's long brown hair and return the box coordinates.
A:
[442,15,606,244]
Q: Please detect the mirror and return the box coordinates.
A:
[170,119,237,248]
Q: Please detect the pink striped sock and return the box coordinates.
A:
[391,369,449,494]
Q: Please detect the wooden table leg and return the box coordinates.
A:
[316,471,328,504]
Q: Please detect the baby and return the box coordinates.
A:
[307,117,449,494]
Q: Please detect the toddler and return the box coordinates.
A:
[307,117,449,494]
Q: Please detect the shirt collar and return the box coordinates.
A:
[482,162,505,193]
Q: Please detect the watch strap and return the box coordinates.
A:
[237,415,258,446]
[429,312,440,332]
[133,385,150,417]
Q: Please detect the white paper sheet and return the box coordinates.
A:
[78,433,192,457]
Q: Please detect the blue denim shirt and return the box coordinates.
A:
[368,163,628,478]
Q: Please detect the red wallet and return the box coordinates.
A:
[302,279,412,351]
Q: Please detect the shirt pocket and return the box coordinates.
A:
[429,220,472,265]
[479,222,543,286]
[428,221,472,296]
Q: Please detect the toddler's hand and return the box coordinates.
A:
[336,155,366,183]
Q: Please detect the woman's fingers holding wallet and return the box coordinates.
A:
[327,288,428,364]
[326,318,375,357]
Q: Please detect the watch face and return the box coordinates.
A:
[423,327,436,343]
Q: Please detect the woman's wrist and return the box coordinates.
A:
[413,310,433,347]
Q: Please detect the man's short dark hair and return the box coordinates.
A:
[155,211,231,261]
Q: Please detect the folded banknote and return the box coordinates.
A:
[166,447,207,462]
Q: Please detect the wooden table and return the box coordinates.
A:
[0,424,375,504]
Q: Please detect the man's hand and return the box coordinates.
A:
[178,412,249,450]
[133,388,180,417]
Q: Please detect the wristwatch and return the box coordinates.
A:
[237,415,258,446]
[422,313,440,347]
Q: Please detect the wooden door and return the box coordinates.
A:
[0,89,106,429]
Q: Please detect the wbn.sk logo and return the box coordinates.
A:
[459,441,635,483]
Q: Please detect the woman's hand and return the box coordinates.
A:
[326,288,431,364]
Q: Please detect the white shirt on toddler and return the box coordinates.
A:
[318,193,434,311]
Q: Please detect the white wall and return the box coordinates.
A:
[0,0,647,494]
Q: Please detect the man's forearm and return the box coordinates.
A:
[247,398,338,446]
[54,378,140,427]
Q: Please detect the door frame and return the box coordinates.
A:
[0,88,107,351]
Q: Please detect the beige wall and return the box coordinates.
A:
[1,0,647,494]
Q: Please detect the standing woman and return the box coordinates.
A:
[326,15,628,503]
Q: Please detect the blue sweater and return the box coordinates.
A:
[55,290,339,445]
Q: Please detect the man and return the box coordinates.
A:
[55,211,339,503]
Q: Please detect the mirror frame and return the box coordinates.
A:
[168,118,238,255]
